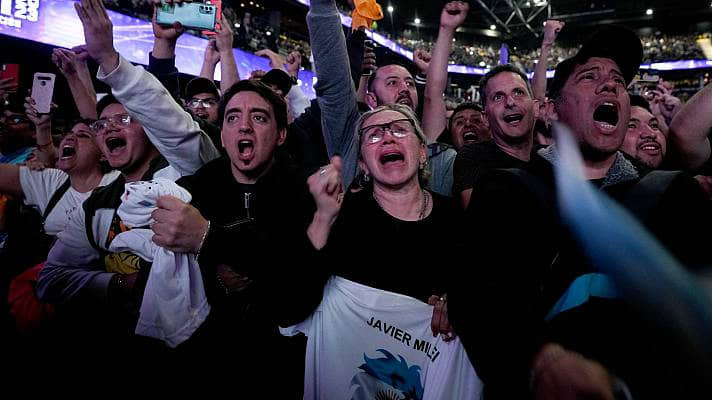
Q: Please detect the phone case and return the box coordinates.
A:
[156,2,217,31]
[0,64,20,84]
[202,0,221,36]
[31,72,56,114]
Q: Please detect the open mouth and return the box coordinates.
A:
[463,131,478,143]
[639,140,661,153]
[379,151,405,165]
[60,145,76,159]
[503,114,524,124]
[396,96,412,106]
[238,139,254,157]
[593,102,619,130]
[105,137,127,153]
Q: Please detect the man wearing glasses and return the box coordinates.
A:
[184,77,220,126]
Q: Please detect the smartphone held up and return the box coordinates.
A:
[156,1,218,31]
[31,73,55,114]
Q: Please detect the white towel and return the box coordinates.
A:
[109,178,211,348]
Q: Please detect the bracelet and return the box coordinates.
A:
[195,220,211,260]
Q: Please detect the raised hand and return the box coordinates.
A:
[52,48,88,77]
[203,39,220,66]
[74,0,119,72]
[306,156,344,249]
[152,4,185,41]
[214,13,234,54]
[24,97,53,127]
[542,20,564,47]
[255,49,285,71]
[440,1,469,31]
[286,51,302,78]
[414,49,431,76]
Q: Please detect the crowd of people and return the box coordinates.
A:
[2,0,712,397]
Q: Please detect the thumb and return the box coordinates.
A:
[156,195,182,210]
[330,155,343,174]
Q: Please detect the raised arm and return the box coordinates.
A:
[532,20,564,101]
[199,38,220,81]
[148,5,184,100]
[307,0,362,189]
[215,14,239,92]
[669,83,712,170]
[52,47,97,119]
[75,0,219,176]
[24,97,58,168]
[422,1,469,142]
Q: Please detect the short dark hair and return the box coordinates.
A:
[367,63,415,92]
[218,80,288,131]
[478,64,532,107]
[448,102,483,132]
[629,94,652,113]
[96,94,120,116]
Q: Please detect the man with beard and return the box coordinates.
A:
[35,0,219,359]
[621,94,667,169]
[307,0,456,197]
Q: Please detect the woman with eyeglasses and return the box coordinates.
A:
[295,104,480,398]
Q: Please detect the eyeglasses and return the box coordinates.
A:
[359,118,415,145]
[187,98,218,109]
[89,114,132,133]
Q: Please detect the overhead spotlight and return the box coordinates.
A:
[234,23,241,28]
[646,8,653,15]
[240,3,245,6]
[479,61,486,67]
[387,5,394,13]
[266,31,271,36]
[414,18,421,24]
[452,38,456,42]
[490,24,497,30]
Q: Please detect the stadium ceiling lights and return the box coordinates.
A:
[473,0,551,37]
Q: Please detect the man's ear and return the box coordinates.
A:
[365,92,378,109]
[545,98,559,121]
[277,127,287,146]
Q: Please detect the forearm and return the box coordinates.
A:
[532,44,551,101]
[669,84,712,169]
[66,77,98,119]
[200,59,218,81]
[356,75,369,103]
[0,164,22,197]
[422,27,454,142]
[308,0,361,188]
[98,56,220,175]
[218,50,240,93]
[307,210,337,250]
[152,37,177,60]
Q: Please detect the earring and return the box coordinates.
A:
[363,173,370,182]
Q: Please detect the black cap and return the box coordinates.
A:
[549,26,643,99]
[185,77,220,100]
[260,69,292,96]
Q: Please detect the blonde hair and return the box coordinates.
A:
[355,104,431,186]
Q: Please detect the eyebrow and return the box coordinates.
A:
[225,107,271,116]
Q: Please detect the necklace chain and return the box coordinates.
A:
[373,190,430,220]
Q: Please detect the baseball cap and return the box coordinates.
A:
[260,69,292,96]
[185,77,220,100]
[549,25,643,98]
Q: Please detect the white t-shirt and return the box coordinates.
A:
[19,167,120,235]
[281,276,482,400]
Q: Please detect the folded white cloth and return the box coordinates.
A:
[109,178,210,348]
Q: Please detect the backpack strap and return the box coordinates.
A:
[43,178,71,220]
